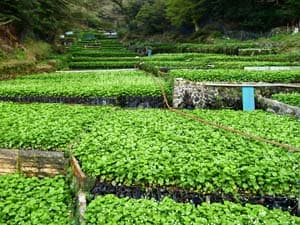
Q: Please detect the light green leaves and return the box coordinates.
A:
[272,93,300,107]
[170,69,300,83]
[73,108,300,197]
[0,175,72,225]
[0,71,168,98]
[83,195,300,225]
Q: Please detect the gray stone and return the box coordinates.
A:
[257,96,300,120]
[173,78,300,110]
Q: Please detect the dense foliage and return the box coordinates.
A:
[272,93,300,107]
[141,52,300,71]
[113,0,300,36]
[0,102,109,150]
[84,195,300,225]
[1,0,300,41]
[68,61,136,69]
[0,0,79,41]
[144,53,300,62]
[70,57,139,62]
[0,175,72,225]
[144,60,300,70]
[71,50,137,58]
[170,69,300,83]
[0,71,167,97]
[73,109,300,197]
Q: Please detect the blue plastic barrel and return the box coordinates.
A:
[242,86,255,111]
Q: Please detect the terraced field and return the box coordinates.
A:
[0,32,299,224]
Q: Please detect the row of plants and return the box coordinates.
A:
[67,36,139,70]
[70,50,137,58]
[69,56,139,62]
[0,71,168,98]
[73,108,300,197]
[0,174,73,225]
[69,46,124,51]
[0,102,110,150]
[83,195,300,224]
[144,60,300,70]
[170,69,300,83]
[68,61,137,69]
[272,93,300,107]
[129,41,260,55]
[143,53,300,63]
[69,45,124,51]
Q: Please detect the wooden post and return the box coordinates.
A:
[78,191,87,223]
[71,155,86,189]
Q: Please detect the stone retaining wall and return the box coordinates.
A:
[0,96,165,108]
[173,78,300,109]
[257,96,300,120]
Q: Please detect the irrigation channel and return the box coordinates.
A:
[0,32,300,224]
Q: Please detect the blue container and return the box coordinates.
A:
[147,49,152,57]
[242,86,255,111]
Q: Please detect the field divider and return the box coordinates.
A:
[150,73,300,152]
[71,155,86,189]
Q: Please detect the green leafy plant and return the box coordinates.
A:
[145,60,300,70]
[170,69,300,83]
[0,71,169,98]
[73,109,300,197]
[272,93,300,107]
[83,195,300,224]
[68,61,137,69]
[0,174,73,225]
[0,102,110,151]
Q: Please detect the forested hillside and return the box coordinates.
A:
[1,0,300,42]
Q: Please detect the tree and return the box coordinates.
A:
[282,0,300,26]
[166,0,211,32]
[0,0,82,42]
[135,0,169,34]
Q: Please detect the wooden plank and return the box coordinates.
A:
[20,150,66,163]
[0,158,17,166]
[22,167,39,173]
[71,155,86,189]
[78,191,87,223]
[21,161,66,169]
[0,167,17,174]
[0,149,18,158]
[39,167,66,174]
[71,156,86,180]
[0,149,68,176]
[0,164,16,169]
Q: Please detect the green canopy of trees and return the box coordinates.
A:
[1,0,300,40]
[114,0,300,35]
[0,0,80,41]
